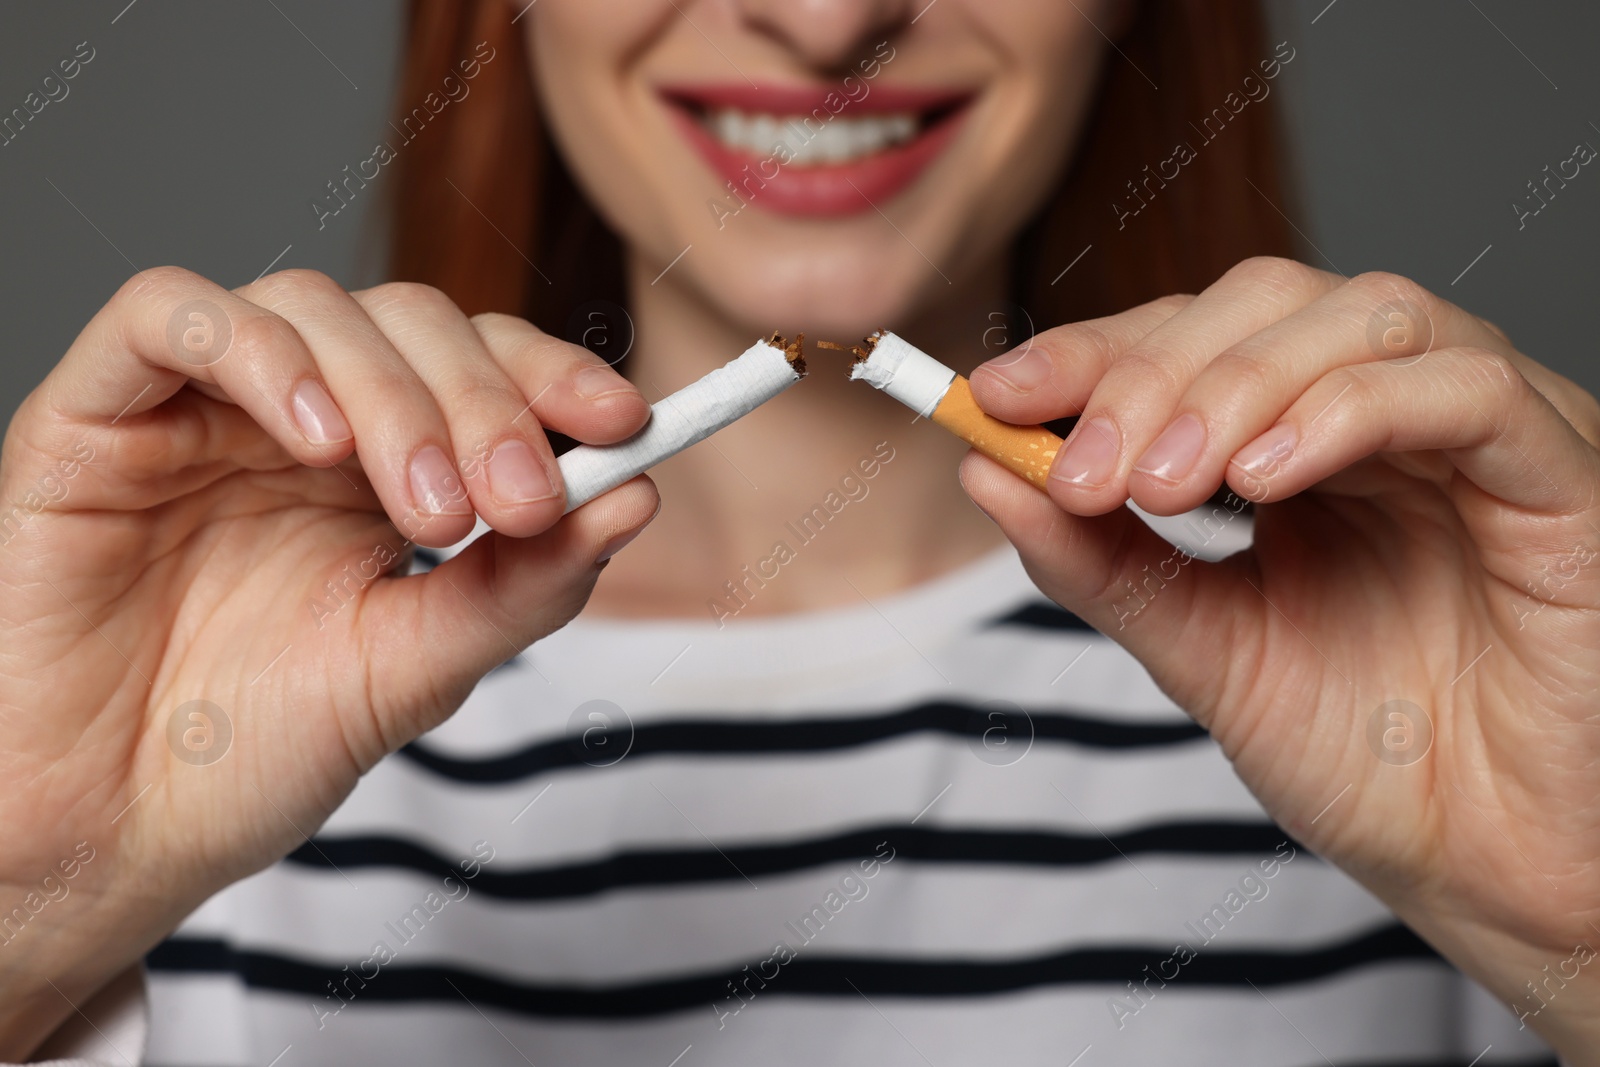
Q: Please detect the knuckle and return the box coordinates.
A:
[469,310,525,336]
[449,375,521,422]
[226,310,302,365]
[1035,321,1117,374]
[1205,347,1282,403]
[1348,270,1433,314]
[363,280,457,320]
[471,312,563,360]
[1455,346,1525,397]
[1110,347,1183,395]
[1148,293,1195,316]
[1224,255,1318,295]
[259,268,346,304]
[114,264,203,308]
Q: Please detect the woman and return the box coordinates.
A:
[0,0,1595,1063]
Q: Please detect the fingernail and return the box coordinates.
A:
[1231,422,1297,476]
[597,503,660,563]
[979,347,1050,391]
[1134,413,1206,483]
[290,380,351,444]
[574,365,633,400]
[487,439,558,505]
[1051,417,1119,487]
[409,445,472,515]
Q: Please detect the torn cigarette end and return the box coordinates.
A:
[556,334,805,513]
[833,330,1062,490]
[816,333,880,365]
[766,331,809,376]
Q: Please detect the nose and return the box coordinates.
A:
[733,0,914,70]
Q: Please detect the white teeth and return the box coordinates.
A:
[703,108,920,166]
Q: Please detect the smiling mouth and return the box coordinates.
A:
[659,83,976,217]
[707,108,920,165]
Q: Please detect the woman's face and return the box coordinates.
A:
[527,0,1114,338]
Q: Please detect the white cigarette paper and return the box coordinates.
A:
[847,331,958,416]
[557,338,803,513]
[845,331,1063,489]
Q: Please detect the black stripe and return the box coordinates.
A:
[285,821,1297,899]
[147,923,1440,1019]
[986,601,1097,633]
[399,700,1205,784]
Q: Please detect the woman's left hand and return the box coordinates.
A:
[962,257,1600,1064]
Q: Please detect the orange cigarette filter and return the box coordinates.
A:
[930,374,1062,489]
[822,332,1063,489]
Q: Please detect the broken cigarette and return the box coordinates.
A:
[823,332,1062,489]
[556,334,805,513]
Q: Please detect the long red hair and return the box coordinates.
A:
[389,1,1295,333]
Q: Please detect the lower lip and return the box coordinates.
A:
[666,105,969,218]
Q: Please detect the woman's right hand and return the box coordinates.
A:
[0,267,657,1059]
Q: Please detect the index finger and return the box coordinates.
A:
[968,294,1194,425]
[34,266,351,469]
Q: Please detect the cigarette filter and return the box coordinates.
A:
[831,332,1062,489]
[557,334,805,512]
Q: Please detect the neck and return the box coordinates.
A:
[581,248,1014,622]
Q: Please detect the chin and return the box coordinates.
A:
[681,229,962,342]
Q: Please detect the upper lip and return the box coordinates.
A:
[658,82,977,119]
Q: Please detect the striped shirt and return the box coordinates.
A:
[67,512,1564,1064]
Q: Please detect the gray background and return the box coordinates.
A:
[0,1,1595,428]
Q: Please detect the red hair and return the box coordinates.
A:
[389,1,1295,331]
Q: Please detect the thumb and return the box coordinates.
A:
[356,476,660,746]
[958,451,1260,725]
